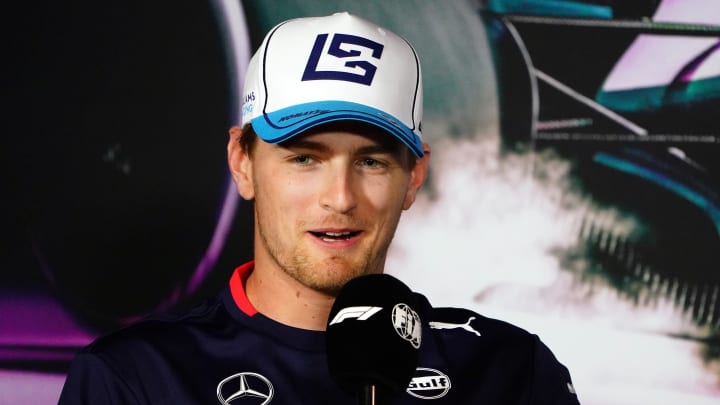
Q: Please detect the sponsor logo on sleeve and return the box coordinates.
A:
[429,316,481,337]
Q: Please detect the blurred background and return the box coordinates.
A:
[3,0,720,403]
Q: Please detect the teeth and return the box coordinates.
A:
[315,231,355,242]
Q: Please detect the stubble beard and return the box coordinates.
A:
[257,217,392,296]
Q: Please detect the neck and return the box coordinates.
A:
[245,259,336,331]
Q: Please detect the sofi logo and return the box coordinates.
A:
[302,33,384,85]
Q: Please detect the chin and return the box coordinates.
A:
[307,257,369,294]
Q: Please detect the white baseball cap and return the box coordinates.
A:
[241,12,424,157]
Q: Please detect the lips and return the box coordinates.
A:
[309,230,362,242]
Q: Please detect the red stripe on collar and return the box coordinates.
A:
[229,261,258,316]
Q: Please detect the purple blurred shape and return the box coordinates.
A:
[0,290,95,364]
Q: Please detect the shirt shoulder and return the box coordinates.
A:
[413,294,580,404]
[85,292,228,355]
[418,294,535,344]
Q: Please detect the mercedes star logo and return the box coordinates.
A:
[217,372,274,404]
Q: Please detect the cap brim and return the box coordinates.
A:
[251,100,424,157]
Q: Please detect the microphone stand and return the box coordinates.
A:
[359,384,379,405]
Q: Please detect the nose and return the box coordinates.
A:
[319,167,358,214]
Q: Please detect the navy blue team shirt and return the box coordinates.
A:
[58,262,581,404]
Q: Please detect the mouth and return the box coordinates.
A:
[308,230,362,242]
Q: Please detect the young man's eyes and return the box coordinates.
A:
[357,157,387,169]
[287,154,393,169]
[292,155,314,165]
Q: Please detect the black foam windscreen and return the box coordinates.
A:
[326,273,423,396]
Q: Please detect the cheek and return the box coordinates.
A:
[362,176,410,212]
[256,170,314,212]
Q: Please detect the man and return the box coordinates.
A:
[59,12,580,404]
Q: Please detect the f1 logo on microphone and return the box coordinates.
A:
[302,33,384,86]
[329,306,382,325]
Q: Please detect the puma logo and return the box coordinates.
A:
[429,317,481,337]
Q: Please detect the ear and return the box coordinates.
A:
[227,126,255,200]
[402,143,431,210]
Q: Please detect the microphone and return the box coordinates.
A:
[326,274,423,404]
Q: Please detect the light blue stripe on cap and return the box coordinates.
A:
[251,100,424,157]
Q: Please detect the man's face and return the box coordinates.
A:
[230,123,428,295]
